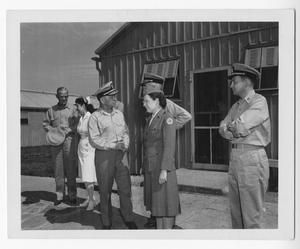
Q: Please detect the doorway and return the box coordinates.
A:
[191,68,231,171]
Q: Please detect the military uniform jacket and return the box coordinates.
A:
[143,108,176,173]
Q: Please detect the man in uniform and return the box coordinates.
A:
[88,82,137,230]
[43,87,79,206]
[140,73,192,228]
[219,63,271,229]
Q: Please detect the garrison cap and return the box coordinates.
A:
[228,63,261,82]
[140,72,165,96]
[93,81,118,98]
[142,82,164,96]
[142,72,165,85]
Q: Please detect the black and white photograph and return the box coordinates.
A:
[5,8,296,243]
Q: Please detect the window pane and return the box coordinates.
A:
[260,66,278,89]
[195,113,223,126]
[164,77,180,99]
[141,60,180,98]
[195,129,210,163]
[212,129,229,164]
[194,70,229,125]
[163,78,175,96]
[21,118,28,125]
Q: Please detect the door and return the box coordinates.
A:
[191,68,231,171]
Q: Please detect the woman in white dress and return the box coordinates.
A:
[75,97,97,211]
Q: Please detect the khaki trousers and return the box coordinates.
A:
[95,150,134,226]
[50,136,77,199]
[228,147,269,229]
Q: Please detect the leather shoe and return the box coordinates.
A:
[54,199,63,206]
[144,217,156,228]
[125,221,138,229]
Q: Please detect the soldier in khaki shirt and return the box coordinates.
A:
[219,63,271,228]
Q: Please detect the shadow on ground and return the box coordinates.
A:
[22,191,57,204]
[21,191,150,230]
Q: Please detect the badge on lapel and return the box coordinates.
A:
[166,117,174,125]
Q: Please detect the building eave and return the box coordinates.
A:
[94,22,132,55]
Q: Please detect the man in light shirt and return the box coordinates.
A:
[43,87,79,206]
[219,63,271,229]
[88,82,137,230]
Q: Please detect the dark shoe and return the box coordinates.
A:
[172,225,182,229]
[54,199,63,206]
[144,217,156,228]
[125,221,138,229]
[102,225,112,230]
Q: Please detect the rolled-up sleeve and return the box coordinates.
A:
[88,114,108,150]
[161,117,176,171]
[234,97,269,137]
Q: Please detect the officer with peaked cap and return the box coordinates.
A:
[88,82,137,229]
[219,63,271,228]
[92,81,124,112]
[140,72,192,228]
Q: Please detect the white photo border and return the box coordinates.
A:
[6,9,295,240]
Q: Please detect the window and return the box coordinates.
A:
[140,59,180,99]
[21,111,28,125]
[260,67,278,89]
[245,46,278,90]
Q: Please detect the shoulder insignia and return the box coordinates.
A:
[166,117,174,125]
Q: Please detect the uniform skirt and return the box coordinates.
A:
[144,169,180,217]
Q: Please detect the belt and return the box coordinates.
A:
[231,143,263,150]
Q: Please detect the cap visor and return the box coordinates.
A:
[106,89,119,96]
[228,72,246,79]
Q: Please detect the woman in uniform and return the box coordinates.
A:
[75,97,97,211]
[142,87,180,229]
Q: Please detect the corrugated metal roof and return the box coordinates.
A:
[95,22,131,55]
[21,89,79,109]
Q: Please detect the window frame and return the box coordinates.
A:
[245,44,278,90]
[139,58,180,99]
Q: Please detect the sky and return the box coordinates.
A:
[21,22,124,96]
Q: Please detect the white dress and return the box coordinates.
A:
[77,112,97,183]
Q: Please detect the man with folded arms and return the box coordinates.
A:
[219,63,271,229]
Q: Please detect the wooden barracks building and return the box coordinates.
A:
[93,22,278,182]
